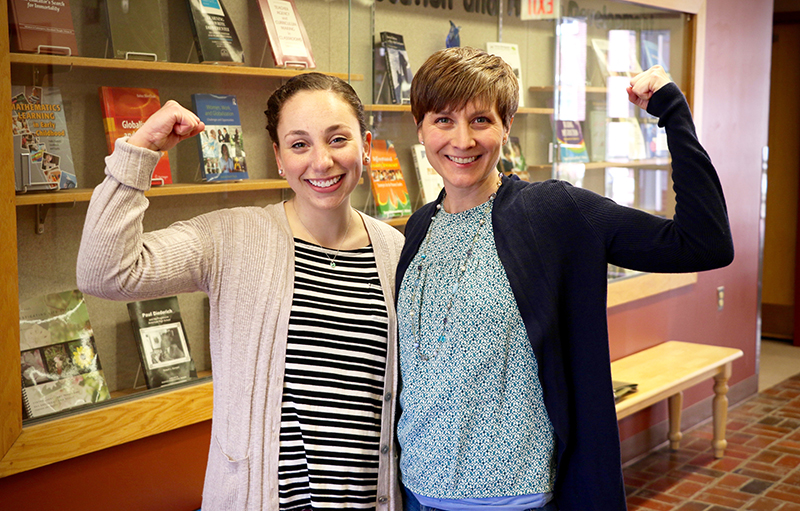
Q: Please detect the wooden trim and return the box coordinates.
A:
[0,0,23,464]
[9,53,363,81]
[608,272,698,308]
[623,0,703,14]
[0,380,213,478]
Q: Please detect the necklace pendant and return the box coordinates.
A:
[330,261,336,268]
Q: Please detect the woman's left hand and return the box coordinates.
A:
[627,65,672,111]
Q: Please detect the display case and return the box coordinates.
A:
[0,0,706,477]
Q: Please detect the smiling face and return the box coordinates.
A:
[273,90,371,214]
[417,100,510,210]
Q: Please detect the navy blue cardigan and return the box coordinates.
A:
[395,83,734,510]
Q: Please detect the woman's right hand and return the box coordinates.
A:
[127,100,205,152]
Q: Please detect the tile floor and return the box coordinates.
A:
[623,340,800,511]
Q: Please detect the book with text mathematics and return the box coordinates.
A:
[12,85,77,193]
[99,86,171,185]
[192,93,248,181]
[20,290,110,420]
[257,0,315,69]
[127,296,198,389]
[186,0,245,65]
[8,0,78,55]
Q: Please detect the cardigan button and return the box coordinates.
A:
[384,392,392,401]
[381,444,389,454]
[378,496,388,503]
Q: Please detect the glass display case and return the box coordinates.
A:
[0,0,705,477]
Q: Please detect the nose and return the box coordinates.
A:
[452,123,476,150]
[311,145,334,172]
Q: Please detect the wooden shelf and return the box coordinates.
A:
[0,378,213,478]
[15,179,293,206]
[9,53,364,81]
[365,104,552,115]
[382,215,410,227]
[528,158,672,172]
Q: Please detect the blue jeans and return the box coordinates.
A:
[402,486,559,511]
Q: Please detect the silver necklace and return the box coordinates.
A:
[410,184,499,361]
[292,201,353,268]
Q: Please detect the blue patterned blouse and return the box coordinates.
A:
[397,198,557,500]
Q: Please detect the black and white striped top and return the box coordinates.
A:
[279,239,388,511]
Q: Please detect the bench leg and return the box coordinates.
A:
[668,392,683,449]
[712,362,733,458]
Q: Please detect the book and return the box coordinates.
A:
[19,290,111,420]
[640,122,668,159]
[487,42,525,108]
[99,86,171,185]
[257,0,315,69]
[586,101,607,162]
[613,380,638,403]
[380,32,413,105]
[185,0,245,65]
[555,120,589,163]
[127,296,198,389]
[606,118,646,162]
[8,0,78,55]
[497,136,527,177]
[191,93,248,181]
[369,139,412,219]
[640,30,671,72]
[103,0,168,61]
[411,144,444,204]
[12,86,77,193]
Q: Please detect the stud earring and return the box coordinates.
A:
[365,156,370,163]
[278,168,284,176]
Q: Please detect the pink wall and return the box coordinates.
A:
[612,0,773,449]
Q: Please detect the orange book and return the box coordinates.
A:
[99,87,172,186]
[369,139,412,218]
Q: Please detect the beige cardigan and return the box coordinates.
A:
[77,140,405,510]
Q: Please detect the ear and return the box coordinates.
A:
[272,142,283,172]
[506,115,515,136]
[363,132,373,164]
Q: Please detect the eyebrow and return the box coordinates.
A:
[283,124,354,140]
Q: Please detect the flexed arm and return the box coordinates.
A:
[77,101,211,301]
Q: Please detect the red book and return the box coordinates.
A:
[99,87,172,186]
[8,0,78,55]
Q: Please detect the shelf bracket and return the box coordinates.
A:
[35,204,51,234]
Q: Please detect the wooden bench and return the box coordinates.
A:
[611,340,744,458]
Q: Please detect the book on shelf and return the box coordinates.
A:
[555,120,589,163]
[586,101,607,163]
[606,118,646,162]
[19,289,111,420]
[411,144,444,204]
[486,42,525,108]
[497,136,527,178]
[191,93,248,181]
[640,121,668,159]
[12,85,77,193]
[257,0,315,69]
[127,296,198,389]
[640,30,671,72]
[379,32,413,105]
[605,167,636,208]
[369,139,412,219]
[99,86,172,185]
[186,0,245,65]
[8,0,78,55]
[103,0,168,61]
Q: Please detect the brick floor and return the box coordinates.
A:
[625,374,800,510]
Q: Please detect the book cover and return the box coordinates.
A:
[8,0,78,55]
[586,101,606,163]
[487,42,525,108]
[640,30,671,72]
[12,85,77,193]
[256,0,315,69]
[191,93,248,182]
[606,118,646,162]
[640,121,668,159]
[411,144,443,204]
[555,120,589,163]
[613,380,638,402]
[127,296,197,389]
[103,0,168,61]
[20,290,110,420]
[369,139,412,218]
[99,86,171,185]
[185,0,245,65]
[380,32,412,105]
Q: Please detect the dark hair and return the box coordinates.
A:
[411,47,518,130]
[265,72,367,146]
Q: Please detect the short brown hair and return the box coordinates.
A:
[411,47,518,130]
[265,72,367,147]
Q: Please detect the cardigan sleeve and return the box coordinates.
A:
[568,83,734,273]
[76,138,212,301]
